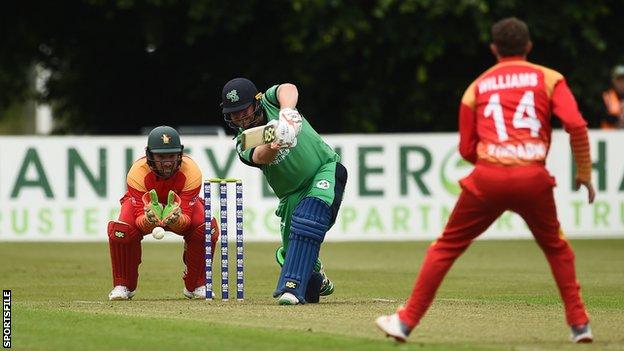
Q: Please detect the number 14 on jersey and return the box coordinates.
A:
[484,91,542,142]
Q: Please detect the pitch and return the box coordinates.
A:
[1,240,623,350]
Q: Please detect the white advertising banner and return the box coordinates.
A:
[0,131,622,241]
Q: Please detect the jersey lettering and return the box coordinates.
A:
[484,91,542,142]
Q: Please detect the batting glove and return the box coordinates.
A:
[278,107,302,136]
[274,117,298,148]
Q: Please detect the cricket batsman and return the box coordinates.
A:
[220,77,348,305]
[376,17,595,343]
[107,125,219,300]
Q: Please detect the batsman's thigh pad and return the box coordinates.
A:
[107,221,141,243]
[306,162,348,226]
[274,197,331,302]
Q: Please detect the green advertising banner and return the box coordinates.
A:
[0,132,622,241]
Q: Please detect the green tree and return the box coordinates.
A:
[0,0,622,134]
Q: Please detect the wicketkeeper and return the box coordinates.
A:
[107,126,219,300]
[220,78,348,305]
[376,17,595,343]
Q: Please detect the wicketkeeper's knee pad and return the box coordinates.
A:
[107,221,141,243]
[274,197,332,302]
[185,218,219,246]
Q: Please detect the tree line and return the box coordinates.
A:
[1,0,622,134]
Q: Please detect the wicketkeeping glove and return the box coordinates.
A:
[161,190,182,226]
[142,189,163,225]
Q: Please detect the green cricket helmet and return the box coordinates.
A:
[221,77,264,130]
[145,125,184,178]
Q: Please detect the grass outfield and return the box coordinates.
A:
[1,240,623,351]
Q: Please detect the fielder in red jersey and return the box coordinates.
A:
[107,126,219,300]
[376,17,595,344]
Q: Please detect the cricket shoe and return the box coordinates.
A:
[278,292,300,305]
[183,286,215,299]
[319,270,335,296]
[375,312,411,343]
[108,285,135,301]
[276,246,334,297]
[570,323,593,343]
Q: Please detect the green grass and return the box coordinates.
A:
[1,240,623,350]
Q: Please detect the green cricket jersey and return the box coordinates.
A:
[236,85,339,198]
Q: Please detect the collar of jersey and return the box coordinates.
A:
[498,56,526,63]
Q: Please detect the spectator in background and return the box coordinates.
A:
[601,65,624,129]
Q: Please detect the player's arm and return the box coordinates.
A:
[126,163,161,232]
[161,158,201,232]
[240,84,300,163]
[252,143,281,164]
[276,83,303,148]
[458,82,478,164]
[235,135,277,165]
[552,79,595,204]
[276,83,298,108]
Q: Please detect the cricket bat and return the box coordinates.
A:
[240,123,276,151]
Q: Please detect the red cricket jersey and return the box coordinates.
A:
[122,155,202,229]
[459,57,587,166]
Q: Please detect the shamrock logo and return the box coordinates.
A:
[226,89,239,103]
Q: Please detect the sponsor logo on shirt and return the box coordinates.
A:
[270,149,290,165]
[316,180,330,190]
[481,141,547,162]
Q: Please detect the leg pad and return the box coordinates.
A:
[274,197,331,302]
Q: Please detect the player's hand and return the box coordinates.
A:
[142,189,163,224]
[279,107,302,136]
[162,206,181,226]
[162,190,182,226]
[274,117,298,148]
[269,141,282,150]
[574,178,595,204]
[265,119,280,149]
